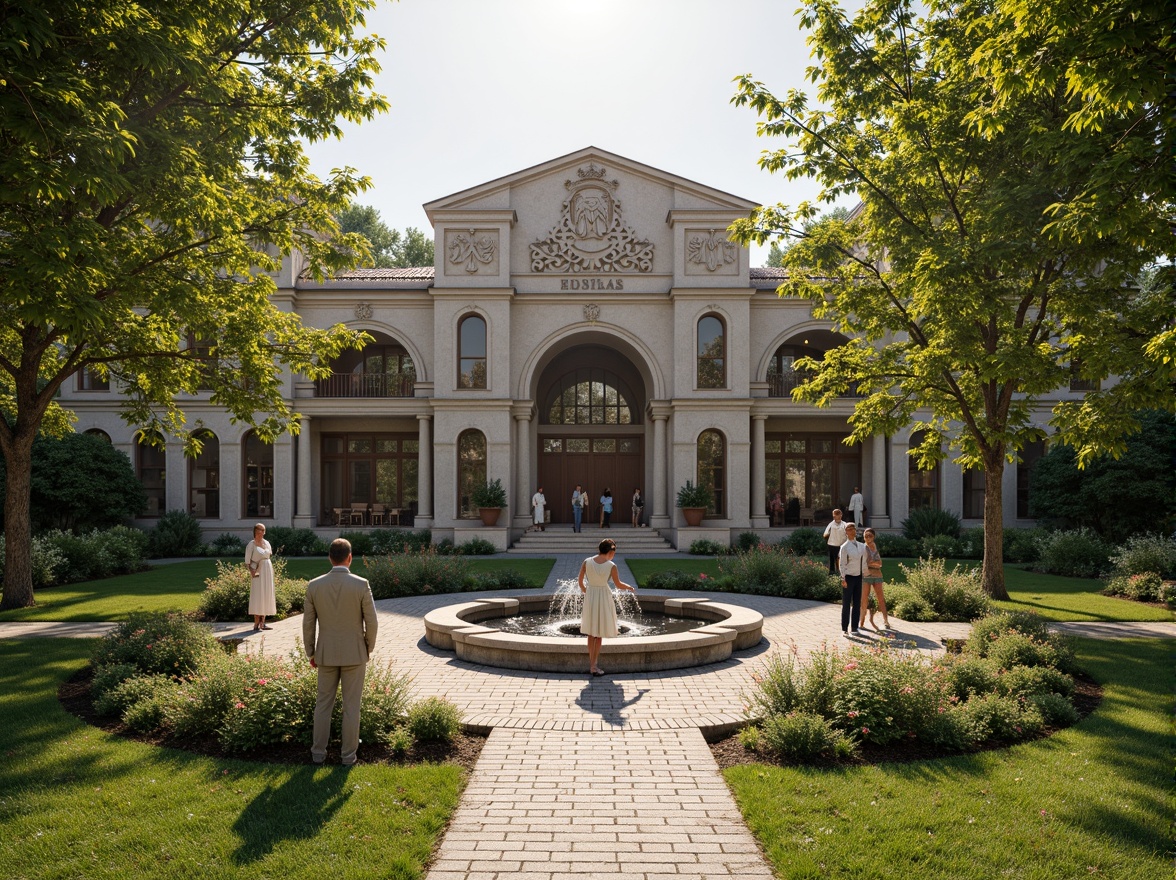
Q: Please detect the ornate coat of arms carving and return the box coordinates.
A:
[530,164,654,274]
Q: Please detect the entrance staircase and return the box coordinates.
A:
[508,525,676,555]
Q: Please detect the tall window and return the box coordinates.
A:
[186,333,216,390]
[697,315,725,388]
[546,368,637,425]
[962,469,985,519]
[457,430,487,518]
[136,433,166,517]
[458,315,487,389]
[77,366,109,391]
[188,430,220,518]
[320,433,419,522]
[908,431,940,511]
[765,433,860,521]
[697,430,725,516]
[1017,439,1046,518]
[243,431,275,519]
[316,342,416,398]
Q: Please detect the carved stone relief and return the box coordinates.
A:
[583,303,600,325]
[686,229,739,274]
[530,164,654,274]
[445,229,499,275]
[354,302,373,321]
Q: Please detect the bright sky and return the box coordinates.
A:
[305,0,828,266]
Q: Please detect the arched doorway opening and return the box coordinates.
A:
[535,344,647,525]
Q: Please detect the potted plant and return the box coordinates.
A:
[676,480,712,527]
[471,478,507,526]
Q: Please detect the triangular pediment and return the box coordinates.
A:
[424,146,758,217]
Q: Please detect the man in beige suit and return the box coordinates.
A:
[303,538,378,765]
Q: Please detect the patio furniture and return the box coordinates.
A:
[370,503,388,526]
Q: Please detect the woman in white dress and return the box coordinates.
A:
[531,487,547,531]
[577,538,636,676]
[245,523,276,631]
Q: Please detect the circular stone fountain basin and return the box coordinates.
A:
[423,594,764,673]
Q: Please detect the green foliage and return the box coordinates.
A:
[643,569,709,591]
[1109,535,1176,579]
[471,478,507,509]
[205,532,246,557]
[263,527,328,557]
[147,510,205,558]
[946,656,999,700]
[196,558,306,621]
[456,538,498,556]
[1034,528,1114,578]
[1029,412,1176,541]
[729,0,1172,602]
[90,662,141,705]
[920,534,962,559]
[892,557,992,621]
[968,624,1076,674]
[0,534,64,589]
[883,586,935,622]
[758,712,857,763]
[957,527,986,560]
[736,532,762,552]
[993,665,1074,700]
[365,549,471,599]
[98,674,179,730]
[1003,527,1046,563]
[832,647,954,746]
[370,529,433,555]
[37,527,148,583]
[338,530,375,557]
[967,609,1055,645]
[467,568,531,591]
[689,539,730,556]
[406,697,463,743]
[92,612,220,678]
[873,533,918,558]
[958,693,1044,743]
[902,508,962,541]
[784,527,827,557]
[1029,692,1080,728]
[676,480,713,508]
[0,433,145,532]
[337,203,435,269]
[1102,572,1170,604]
[782,558,843,601]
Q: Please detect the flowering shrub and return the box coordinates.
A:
[781,557,842,601]
[406,696,463,743]
[166,650,296,739]
[121,677,181,732]
[370,528,433,555]
[831,647,953,746]
[197,557,306,621]
[40,526,149,583]
[717,544,841,599]
[467,569,532,591]
[1107,535,1176,579]
[946,656,999,700]
[1103,572,1169,603]
[365,548,471,599]
[94,673,173,718]
[784,527,827,557]
[958,693,1044,742]
[0,534,64,588]
[890,556,992,621]
[259,527,328,557]
[92,612,220,678]
[90,662,140,702]
[993,664,1074,700]
[758,712,857,762]
[966,611,1076,673]
[642,569,712,591]
[689,539,730,556]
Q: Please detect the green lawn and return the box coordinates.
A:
[0,638,465,879]
[724,637,1171,880]
[0,557,555,622]
[626,557,1172,622]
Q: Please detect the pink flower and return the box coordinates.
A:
[234,702,245,709]
[699,573,709,580]
[861,727,870,735]
[844,661,859,670]
[145,644,153,650]
[900,686,914,695]
[847,711,859,719]
[257,678,268,686]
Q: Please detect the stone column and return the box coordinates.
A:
[750,414,769,527]
[650,403,671,529]
[870,433,890,528]
[512,403,533,530]
[293,416,314,528]
[416,414,433,524]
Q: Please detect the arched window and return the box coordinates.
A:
[136,433,166,517]
[908,431,940,511]
[458,315,487,389]
[546,368,637,425]
[84,428,112,443]
[457,430,487,518]
[697,315,726,388]
[697,430,726,516]
[243,431,274,519]
[188,430,220,518]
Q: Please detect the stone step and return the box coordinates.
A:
[508,528,676,554]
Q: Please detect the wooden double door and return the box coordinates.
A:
[538,434,643,525]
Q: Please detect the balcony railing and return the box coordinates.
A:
[768,372,863,399]
[314,372,416,398]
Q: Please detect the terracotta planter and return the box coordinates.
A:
[681,507,705,527]
[478,507,502,527]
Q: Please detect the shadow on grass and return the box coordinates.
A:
[230,765,354,865]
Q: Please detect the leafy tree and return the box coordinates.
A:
[0,433,146,533]
[730,0,1172,599]
[337,203,435,269]
[0,1,386,609]
[1029,411,1176,543]
[763,207,850,267]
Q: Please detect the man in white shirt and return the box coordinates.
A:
[838,522,867,635]
[823,509,848,575]
[848,487,865,526]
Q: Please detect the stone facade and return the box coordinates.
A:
[62,147,1065,546]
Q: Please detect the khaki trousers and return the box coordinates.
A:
[312,662,366,764]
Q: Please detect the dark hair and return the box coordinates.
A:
[598,538,617,554]
[603,489,612,497]
[328,538,352,564]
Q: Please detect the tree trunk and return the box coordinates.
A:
[0,433,37,610]
[980,449,1010,601]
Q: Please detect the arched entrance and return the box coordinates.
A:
[535,344,647,525]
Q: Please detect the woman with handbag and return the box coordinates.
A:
[245,523,276,631]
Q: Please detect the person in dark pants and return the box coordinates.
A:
[838,522,867,636]
[823,508,848,575]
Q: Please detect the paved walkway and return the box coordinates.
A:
[2,554,1170,880]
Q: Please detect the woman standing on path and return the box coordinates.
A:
[245,523,275,631]
[577,538,636,676]
[860,527,890,631]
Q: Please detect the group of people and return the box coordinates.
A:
[823,508,890,635]
[532,486,646,533]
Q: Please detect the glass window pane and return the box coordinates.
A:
[785,439,806,453]
[459,316,486,357]
[348,438,372,454]
[322,436,345,455]
[376,439,398,453]
[403,440,419,454]
[812,439,833,453]
[619,439,638,454]
[593,439,616,453]
[376,460,398,504]
[349,461,372,504]
[765,440,781,454]
[567,439,590,453]
[808,459,832,510]
[543,439,563,453]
